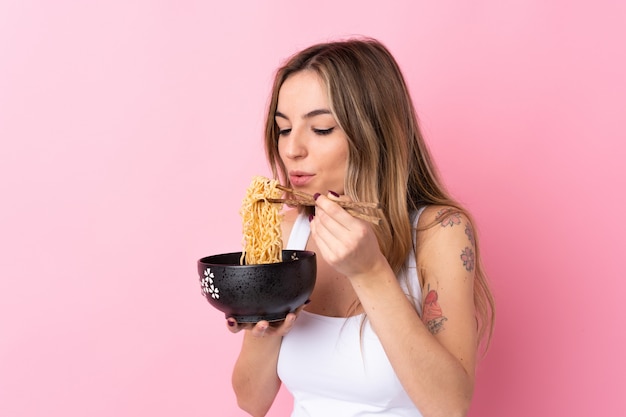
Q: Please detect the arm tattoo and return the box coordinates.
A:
[423,288,448,334]
[460,247,475,272]
[465,223,475,247]
[436,208,461,227]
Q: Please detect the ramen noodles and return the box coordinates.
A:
[240,176,283,265]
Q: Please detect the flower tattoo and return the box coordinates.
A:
[465,224,475,247]
[437,208,461,227]
[423,288,447,334]
[460,247,475,272]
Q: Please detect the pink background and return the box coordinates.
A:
[1,1,624,416]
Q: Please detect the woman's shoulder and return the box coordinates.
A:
[417,202,476,284]
[417,205,471,230]
[416,205,475,267]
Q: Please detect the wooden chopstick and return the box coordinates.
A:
[263,198,381,225]
[266,198,315,206]
[274,185,380,209]
[255,180,381,224]
[265,198,379,211]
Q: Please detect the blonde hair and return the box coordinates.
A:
[264,37,495,346]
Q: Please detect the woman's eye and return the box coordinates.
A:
[278,128,291,136]
[313,127,335,136]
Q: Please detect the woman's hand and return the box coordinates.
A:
[309,193,387,279]
[225,303,307,337]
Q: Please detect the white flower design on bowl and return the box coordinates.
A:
[200,268,220,299]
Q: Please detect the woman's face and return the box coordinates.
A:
[276,70,349,196]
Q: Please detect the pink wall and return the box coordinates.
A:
[1,1,624,416]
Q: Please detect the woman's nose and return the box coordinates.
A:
[283,130,307,159]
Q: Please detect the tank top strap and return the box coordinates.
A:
[407,206,427,269]
[285,212,310,250]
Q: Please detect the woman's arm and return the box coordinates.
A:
[230,317,295,417]
[311,197,478,417]
[230,208,301,417]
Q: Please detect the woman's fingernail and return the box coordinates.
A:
[308,214,314,222]
[313,192,321,200]
[328,190,339,197]
[227,319,235,327]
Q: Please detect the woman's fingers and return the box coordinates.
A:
[316,194,373,246]
[249,320,271,337]
[225,302,307,336]
[314,194,355,232]
[225,318,254,334]
[312,194,383,276]
[311,195,355,255]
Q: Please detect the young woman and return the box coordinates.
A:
[227,37,495,417]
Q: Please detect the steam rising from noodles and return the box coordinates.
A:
[240,176,284,265]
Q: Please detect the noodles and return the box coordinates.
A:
[240,176,284,265]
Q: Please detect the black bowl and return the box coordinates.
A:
[198,250,316,323]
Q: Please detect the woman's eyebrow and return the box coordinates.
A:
[303,109,332,118]
[275,109,332,120]
[275,111,289,120]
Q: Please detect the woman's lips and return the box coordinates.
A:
[289,173,314,186]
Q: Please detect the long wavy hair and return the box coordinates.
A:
[264,37,495,347]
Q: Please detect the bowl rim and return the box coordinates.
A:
[198,250,316,267]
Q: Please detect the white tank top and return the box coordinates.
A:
[277,210,425,417]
